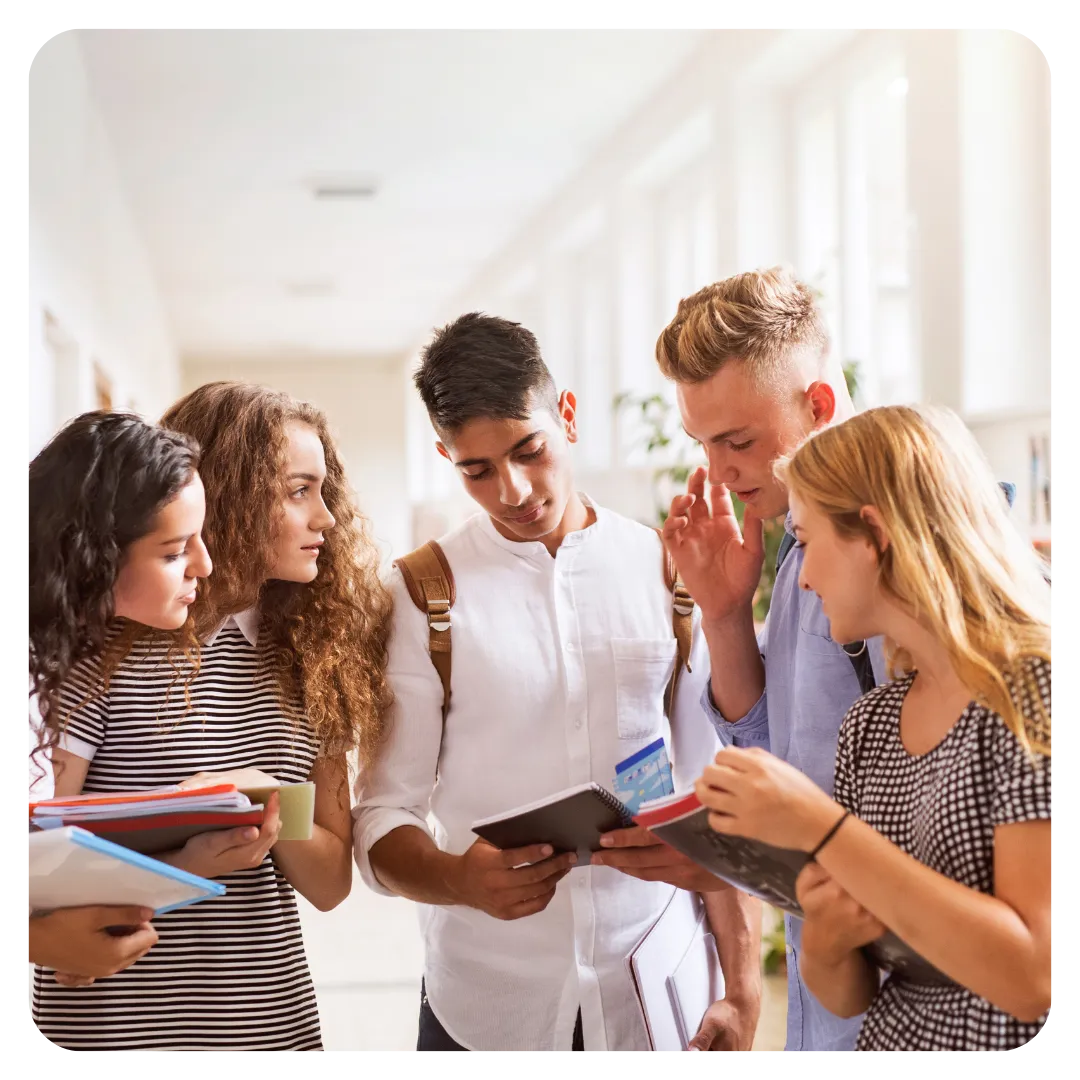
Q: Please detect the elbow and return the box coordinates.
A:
[311,878,352,912]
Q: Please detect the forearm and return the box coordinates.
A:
[273,825,352,911]
[703,609,765,722]
[800,945,878,1019]
[818,816,1049,1020]
[703,886,762,1009]
[368,825,464,906]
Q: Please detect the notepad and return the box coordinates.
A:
[635,790,957,987]
[30,826,225,915]
[471,783,634,859]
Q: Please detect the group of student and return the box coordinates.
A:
[28,266,1051,1052]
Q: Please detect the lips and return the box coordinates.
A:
[734,489,759,502]
[178,590,197,605]
[507,504,544,525]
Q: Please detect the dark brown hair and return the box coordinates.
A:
[29,411,199,778]
[415,312,560,437]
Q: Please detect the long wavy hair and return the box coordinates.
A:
[160,382,393,766]
[777,404,1050,755]
[29,412,200,776]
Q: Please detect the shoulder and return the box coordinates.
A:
[996,655,1051,756]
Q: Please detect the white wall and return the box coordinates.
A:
[181,356,411,563]
[29,32,180,455]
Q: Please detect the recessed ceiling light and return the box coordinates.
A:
[307,173,379,200]
[284,279,338,298]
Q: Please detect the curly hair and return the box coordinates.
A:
[29,411,200,777]
[160,382,393,767]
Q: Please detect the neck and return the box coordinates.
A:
[881,603,967,697]
[542,491,593,556]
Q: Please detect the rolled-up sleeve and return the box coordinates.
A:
[700,617,771,751]
[352,569,445,897]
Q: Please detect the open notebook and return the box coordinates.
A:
[30,826,224,915]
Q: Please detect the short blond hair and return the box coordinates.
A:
[655,266,829,384]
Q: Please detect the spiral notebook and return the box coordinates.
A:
[471,782,634,858]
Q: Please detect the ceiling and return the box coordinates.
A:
[77,29,708,360]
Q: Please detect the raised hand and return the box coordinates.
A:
[662,467,765,624]
[449,838,576,921]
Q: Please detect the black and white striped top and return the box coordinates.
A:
[834,657,1051,1051]
[31,613,323,1051]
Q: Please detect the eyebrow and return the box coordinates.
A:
[454,431,544,469]
[287,472,321,482]
[682,425,750,445]
[158,534,193,546]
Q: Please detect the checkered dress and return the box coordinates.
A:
[833,657,1051,1051]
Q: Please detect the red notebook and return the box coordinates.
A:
[30,784,241,816]
[35,807,267,856]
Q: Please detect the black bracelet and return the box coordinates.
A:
[809,809,851,861]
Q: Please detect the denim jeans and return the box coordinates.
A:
[417,981,584,1050]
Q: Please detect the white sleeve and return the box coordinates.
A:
[351,568,446,897]
[667,606,722,793]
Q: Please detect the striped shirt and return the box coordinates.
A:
[31,612,323,1051]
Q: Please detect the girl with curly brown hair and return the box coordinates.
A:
[29,411,212,984]
[35,383,394,1051]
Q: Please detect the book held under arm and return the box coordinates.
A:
[634,790,957,987]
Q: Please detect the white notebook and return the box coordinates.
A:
[626,888,726,1050]
[30,826,225,915]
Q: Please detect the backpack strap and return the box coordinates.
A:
[394,540,455,721]
[656,530,694,717]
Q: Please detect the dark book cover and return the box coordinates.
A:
[636,794,956,987]
[471,782,634,857]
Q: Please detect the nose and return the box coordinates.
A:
[313,497,336,533]
[498,464,532,508]
[189,535,213,579]
[797,561,811,592]
[706,446,738,487]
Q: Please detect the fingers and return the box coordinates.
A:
[503,888,559,920]
[55,972,95,988]
[87,905,155,928]
[505,851,576,886]
[499,842,555,869]
[597,825,653,849]
[687,1023,717,1051]
[741,508,765,558]
[500,868,572,906]
[590,844,675,870]
[116,925,159,965]
[707,810,739,835]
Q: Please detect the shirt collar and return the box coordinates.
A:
[203,607,260,648]
[475,492,603,561]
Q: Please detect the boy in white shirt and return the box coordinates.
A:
[352,313,760,1051]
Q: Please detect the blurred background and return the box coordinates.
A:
[29,29,1050,1050]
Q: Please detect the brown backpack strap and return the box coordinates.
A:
[394,540,455,721]
[656,529,694,717]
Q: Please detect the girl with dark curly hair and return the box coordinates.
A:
[29,410,212,982]
[35,383,394,1051]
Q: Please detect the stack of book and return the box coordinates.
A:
[30,785,267,855]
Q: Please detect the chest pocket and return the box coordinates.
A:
[612,637,678,740]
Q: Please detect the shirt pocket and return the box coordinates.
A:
[611,637,678,740]
[797,589,843,654]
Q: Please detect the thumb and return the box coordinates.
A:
[687,1019,717,1051]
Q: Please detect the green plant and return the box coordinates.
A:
[613,361,860,623]
[761,904,787,975]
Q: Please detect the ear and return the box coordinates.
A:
[859,505,890,556]
[559,389,579,444]
[435,441,451,461]
[806,381,837,430]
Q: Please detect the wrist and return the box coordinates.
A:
[701,605,755,639]
[798,799,847,853]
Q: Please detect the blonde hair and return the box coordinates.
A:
[655,266,829,385]
[776,404,1050,756]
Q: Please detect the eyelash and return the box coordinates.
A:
[464,446,545,482]
[291,486,309,498]
[728,440,753,452]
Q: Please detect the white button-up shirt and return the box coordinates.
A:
[352,499,718,1050]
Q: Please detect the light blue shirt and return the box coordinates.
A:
[702,515,887,1052]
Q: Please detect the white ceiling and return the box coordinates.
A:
[77,29,708,360]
